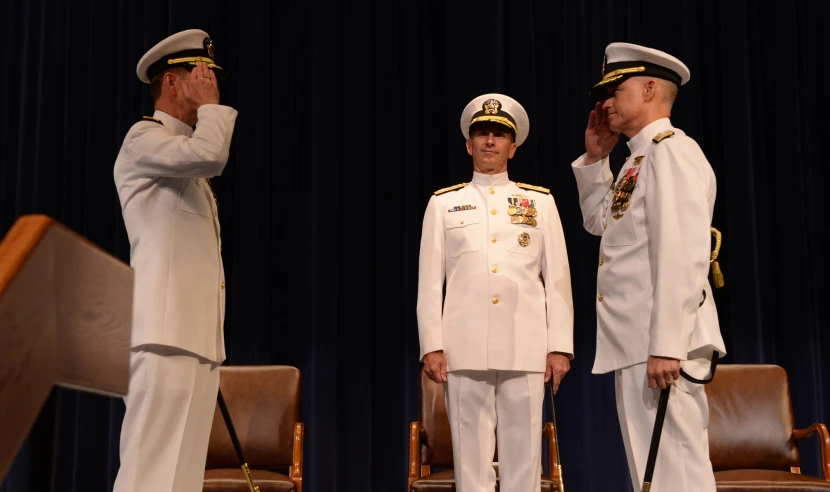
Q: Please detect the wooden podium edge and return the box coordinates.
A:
[0,215,54,296]
[0,214,134,484]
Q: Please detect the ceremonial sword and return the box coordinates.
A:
[641,353,719,492]
[548,379,565,492]
[642,227,725,491]
[217,389,260,492]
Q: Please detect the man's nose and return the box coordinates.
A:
[602,98,613,110]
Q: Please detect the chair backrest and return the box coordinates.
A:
[705,364,799,471]
[206,365,301,469]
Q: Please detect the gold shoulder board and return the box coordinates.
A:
[652,130,675,143]
[142,116,163,125]
[433,182,468,195]
[516,182,550,194]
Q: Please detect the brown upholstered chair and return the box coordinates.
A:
[203,365,304,492]
[407,370,563,491]
[705,364,830,491]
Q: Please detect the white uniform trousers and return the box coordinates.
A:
[114,345,220,492]
[445,370,544,492]
[615,361,716,492]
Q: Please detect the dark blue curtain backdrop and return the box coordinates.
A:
[1,1,828,491]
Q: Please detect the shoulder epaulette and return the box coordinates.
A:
[652,130,675,143]
[433,182,468,195]
[516,182,550,194]
[142,116,163,125]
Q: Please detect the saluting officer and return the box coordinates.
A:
[113,29,238,492]
[571,42,726,491]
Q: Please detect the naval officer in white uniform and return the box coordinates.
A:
[571,43,726,491]
[112,29,238,492]
[417,93,574,491]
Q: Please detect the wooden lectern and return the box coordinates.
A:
[0,214,133,483]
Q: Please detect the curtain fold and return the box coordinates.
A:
[1,1,827,491]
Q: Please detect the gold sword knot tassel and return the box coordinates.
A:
[710,227,724,288]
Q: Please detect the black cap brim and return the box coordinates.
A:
[589,61,681,100]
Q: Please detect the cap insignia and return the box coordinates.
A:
[204,37,215,59]
[483,99,501,115]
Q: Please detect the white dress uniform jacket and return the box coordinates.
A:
[114,105,238,363]
[417,171,574,372]
[572,118,726,374]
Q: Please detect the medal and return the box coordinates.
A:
[510,215,537,226]
[611,166,640,212]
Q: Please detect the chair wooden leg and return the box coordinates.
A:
[290,422,304,492]
[408,422,421,491]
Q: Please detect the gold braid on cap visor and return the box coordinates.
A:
[469,115,518,135]
[592,66,646,88]
[167,56,222,70]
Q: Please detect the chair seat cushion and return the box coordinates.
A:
[410,469,560,492]
[715,469,830,491]
[203,468,297,492]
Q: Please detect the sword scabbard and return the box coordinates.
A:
[218,389,260,492]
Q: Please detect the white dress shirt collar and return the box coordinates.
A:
[470,170,510,187]
[626,117,672,154]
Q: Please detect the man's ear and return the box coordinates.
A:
[466,139,473,156]
[163,71,179,97]
[643,79,657,103]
